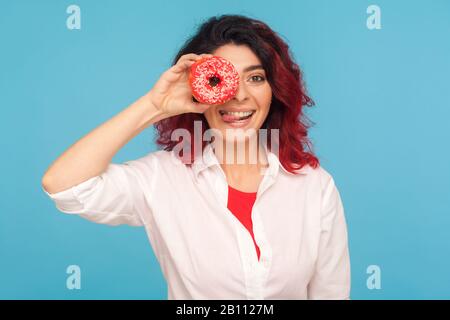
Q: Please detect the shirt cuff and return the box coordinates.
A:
[42,176,98,213]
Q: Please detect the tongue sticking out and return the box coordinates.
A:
[222,113,243,122]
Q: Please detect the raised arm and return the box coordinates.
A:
[42,53,212,194]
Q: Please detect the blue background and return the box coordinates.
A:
[1,0,449,299]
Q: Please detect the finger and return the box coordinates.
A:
[168,53,215,79]
[173,53,207,71]
[174,54,214,73]
[178,53,213,64]
[195,53,214,60]
[178,53,199,62]
[170,59,196,74]
[177,53,203,65]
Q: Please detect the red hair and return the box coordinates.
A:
[154,15,319,174]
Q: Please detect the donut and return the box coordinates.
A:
[189,56,240,105]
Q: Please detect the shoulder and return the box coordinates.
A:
[296,163,335,184]
[303,163,339,196]
[310,165,345,219]
[316,165,336,187]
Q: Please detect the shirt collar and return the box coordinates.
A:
[190,143,309,178]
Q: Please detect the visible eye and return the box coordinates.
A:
[249,75,265,82]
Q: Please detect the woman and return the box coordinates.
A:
[42,14,350,300]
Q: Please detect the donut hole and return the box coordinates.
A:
[208,75,221,87]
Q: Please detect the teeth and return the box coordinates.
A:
[220,111,254,117]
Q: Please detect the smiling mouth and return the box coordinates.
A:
[218,110,256,122]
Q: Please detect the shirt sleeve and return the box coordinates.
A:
[307,170,351,299]
[42,154,157,227]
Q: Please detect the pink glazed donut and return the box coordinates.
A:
[189,56,240,105]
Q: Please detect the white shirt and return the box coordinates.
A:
[43,143,351,300]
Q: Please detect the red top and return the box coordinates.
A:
[227,185,260,261]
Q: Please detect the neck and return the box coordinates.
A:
[214,137,269,185]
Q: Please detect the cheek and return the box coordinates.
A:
[256,85,272,112]
[203,108,222,128]
[204,108,215,122]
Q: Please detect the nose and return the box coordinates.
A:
[232,78,249,102]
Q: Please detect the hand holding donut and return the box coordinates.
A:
[147,53,214,117]
[147,53,239,118]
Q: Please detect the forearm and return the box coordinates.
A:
[42,93,168,194]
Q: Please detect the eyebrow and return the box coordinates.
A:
[242,64,264,73]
